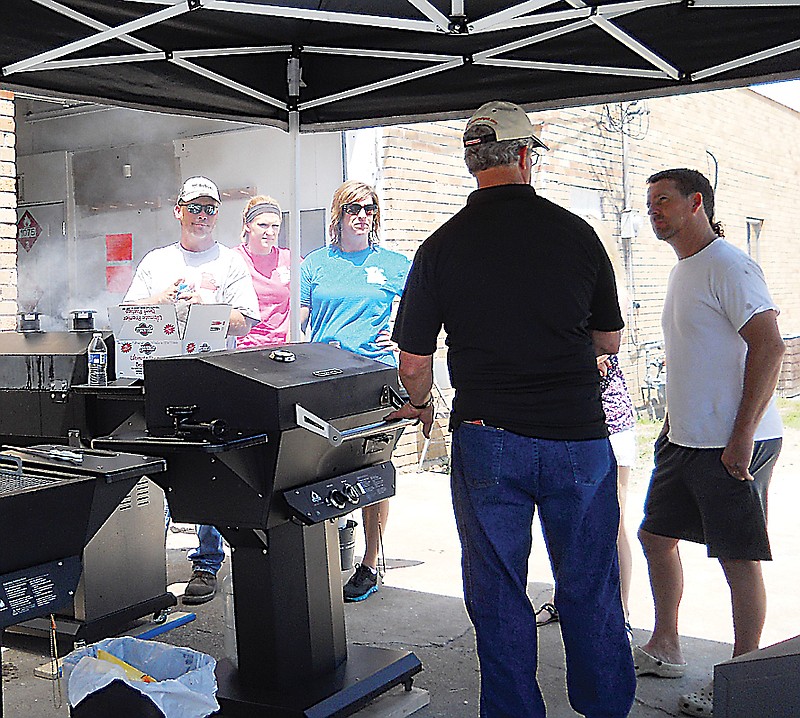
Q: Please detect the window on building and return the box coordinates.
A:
[746,217,763,263]
[278,208,326,256]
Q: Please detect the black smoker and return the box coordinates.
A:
[92,343,422,716]
[0,329,176,641]
[0,445,166,718]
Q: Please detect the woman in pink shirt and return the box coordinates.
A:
[235,195,292,347]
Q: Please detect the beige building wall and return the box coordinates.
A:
[377,88,800,468]
[0,89,15,330]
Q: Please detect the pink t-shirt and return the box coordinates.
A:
[235,243,291,347]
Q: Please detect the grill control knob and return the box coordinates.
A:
[327,489,347,510]
[343,483,360,505]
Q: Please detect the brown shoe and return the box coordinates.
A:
[182,570,217,605]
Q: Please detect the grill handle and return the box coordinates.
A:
[295,404,417,447]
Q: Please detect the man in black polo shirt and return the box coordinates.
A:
[388,101,636,718]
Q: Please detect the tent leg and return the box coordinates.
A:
[288,108,302,342]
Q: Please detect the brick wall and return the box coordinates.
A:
[377,88,800,468]
[778,336,800,398]
[0,90,15,330]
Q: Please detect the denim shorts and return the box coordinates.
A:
[641,436,781,561]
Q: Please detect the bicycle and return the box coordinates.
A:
[639,341,666,421]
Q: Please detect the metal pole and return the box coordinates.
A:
[287,54,302,342]
[288,108,302,341]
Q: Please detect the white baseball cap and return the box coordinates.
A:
[178,176,221,203]
[464,100,548,150]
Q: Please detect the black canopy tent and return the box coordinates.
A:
[2,0,799,334]
[2,0,799,130]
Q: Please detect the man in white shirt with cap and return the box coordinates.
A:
[125,176,259,603]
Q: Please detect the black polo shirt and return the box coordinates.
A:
[392,184,623,440]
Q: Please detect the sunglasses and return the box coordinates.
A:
[342,202,378,216]
[179,202,219,216]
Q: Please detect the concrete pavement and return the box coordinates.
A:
[2,426,799,717]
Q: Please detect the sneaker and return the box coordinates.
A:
[182,570,217,605]
[343,564,378,602]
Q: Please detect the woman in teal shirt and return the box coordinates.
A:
[300,180,410,601]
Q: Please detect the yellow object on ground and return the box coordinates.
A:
[96,649,156,683]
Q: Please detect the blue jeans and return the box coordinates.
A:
[165,502,225,575]
[189,525,225,575]
[451,423,635,718]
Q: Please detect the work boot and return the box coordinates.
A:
[182,570,217,605]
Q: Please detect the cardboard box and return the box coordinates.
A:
[109,304,230,379]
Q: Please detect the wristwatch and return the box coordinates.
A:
[409,394,433,410]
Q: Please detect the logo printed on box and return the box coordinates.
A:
[109,304,230,379]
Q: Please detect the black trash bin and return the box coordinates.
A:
[71,680,166,718]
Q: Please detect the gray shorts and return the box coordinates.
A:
[640,436,781,561]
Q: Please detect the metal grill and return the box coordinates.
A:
[0,457,62,493]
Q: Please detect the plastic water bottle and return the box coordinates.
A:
[87,332,108,386]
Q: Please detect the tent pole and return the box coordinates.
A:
[287,52,302,342]
[289,107,302,342]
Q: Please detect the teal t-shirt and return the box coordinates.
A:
[300,244,411,365]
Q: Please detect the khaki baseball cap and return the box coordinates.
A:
[178,176,221,203]
[464,100,548,150]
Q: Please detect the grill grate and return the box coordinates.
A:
[0,470,62,494]
[0,457,65,495]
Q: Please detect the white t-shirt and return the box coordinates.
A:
[124,242,259,320]
[662,238,782,448]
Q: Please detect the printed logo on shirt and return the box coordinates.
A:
[365,267,387,285]
[199,272,219,292]
[276,265,290,284]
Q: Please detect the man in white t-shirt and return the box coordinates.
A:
[634,168,785,716]
[124,176,259,344]
[124,176,259,604]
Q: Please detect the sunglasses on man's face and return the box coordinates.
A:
[341,202,378,216]
[179,202,219,216]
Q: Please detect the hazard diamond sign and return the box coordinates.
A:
[17,210,42,252]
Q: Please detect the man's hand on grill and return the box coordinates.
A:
[385,402,435,438]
